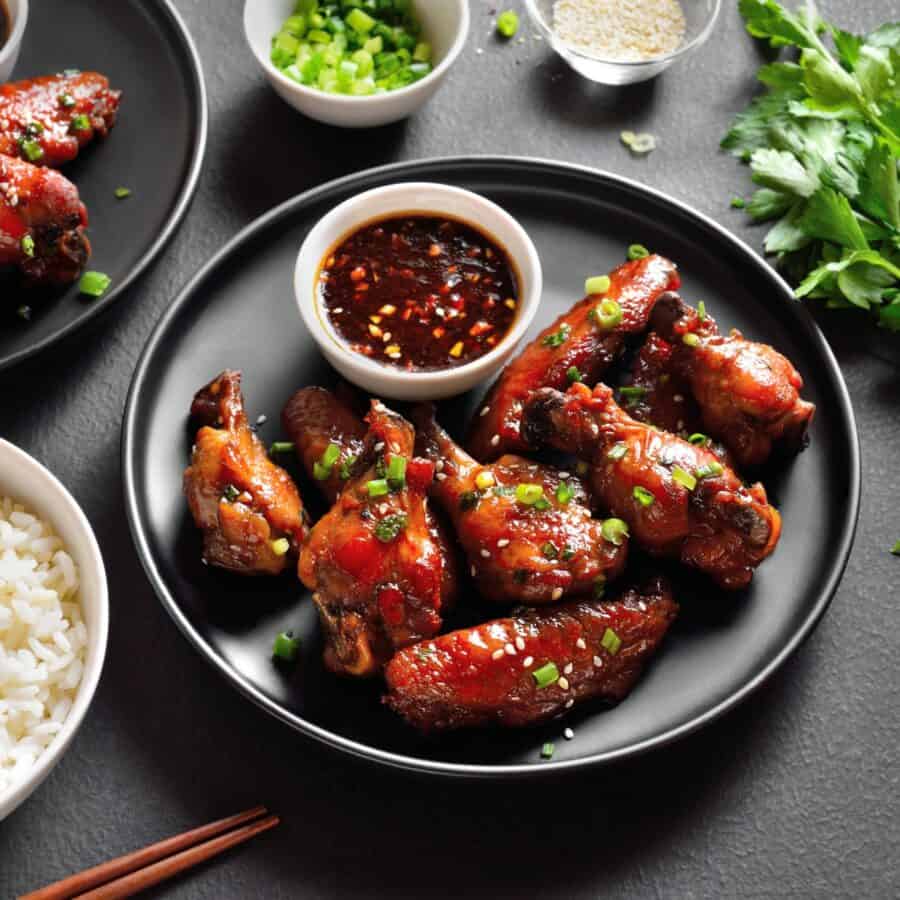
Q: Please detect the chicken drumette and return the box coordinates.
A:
[385,577,677,732]
[649,293,815,468]
[299,401,458,677]
[523,383,781,590]
[413,405,627,605]
[467,254,680,461]
[183,370,309,576]
[0,72,121,168]
[281,386,366,504]
[0,153,89,286]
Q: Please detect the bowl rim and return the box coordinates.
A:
[0,0,29,68]
[243,0,470,105]
[523,0,723,68]
[293,181,543,392]
[0,438,109,818]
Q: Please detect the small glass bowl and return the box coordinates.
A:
[524,0,722,86]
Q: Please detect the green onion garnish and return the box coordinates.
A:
[269,441,295,455]
[542,541,559,560]
[70,114,90,132]
[540,742,555,760]
[555,481,574,505]
[542,323,571,348]
[688,433,709,446]
[627,244,650,260]
[683,333,701,347]
[566,366,583,383]
[272,631,300,662]
[374,513,408,543]
[618,385,646,404]
[585,274,611,296]
[697,301,707,321]
[366,478,390,497]
[78,271,111,298]
[459,491,480,511]
[534,497,552,512]
[496,10,519,37]
[607,443,628,462]
[114,187,132,199]
[516,483,545,506]
[532,661,559,688]
[730,197,746,209]
[591,298,623,330]
[593,576,606,599]
[58,93,76,108]
[671,466,697,491]
[222,484,240,503]
[19,138,43,162]
[314,442,341,479]
[20,235,35,258]
[561,546,576,561]
[601,518,629,546]
[339,454,358,481]
[386,454,407,490]
[696,462,724,480]
[633,486,655,507]
[601,627,622,655]
[891,541,900,556]
[346,7,376,33]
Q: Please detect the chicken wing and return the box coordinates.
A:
[649,293,815,468]
[281,386,366,504]
[522,383,781,590]
[467,254,680,461]
[183,370,310,576]
[299,400,458,677]
[384,577,677,732]
[413,405,627,605]
[0,153,89,286]
[0,72,121,168]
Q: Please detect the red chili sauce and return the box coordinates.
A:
[318,215,519,371]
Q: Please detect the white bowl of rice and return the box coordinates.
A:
[0,439,108,821]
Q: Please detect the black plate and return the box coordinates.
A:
[0,0,206,371]
[122,158,860,777]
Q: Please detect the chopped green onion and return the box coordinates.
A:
[532,661,559,688]
[621,132,656,154]
[591,298,623,330]
[272,631,300,662]
[269,441,295,455]
[24,121,44,137]
[696,462,724,480]
[413,42,431,62]
[618,385,646,404]
[633,486,655,507]
[566,366,583,383]
[585,274,611,296]
[339,454,358,481]
[534,497,552,512]
[542,323,571,348]
[222,484,240,503]
[627,244,650,260]
[593,576,606,599]
[601,518,629,546]
[683,333,701,348]
[540,742,555,760]
[516,483,545,506]
[366,478,390,498]
[891,541,900,556]
[386,454,407,489]
[688,433,709,447]
[459,490,480,511]
[561,546,576,561]
[270,537,291,557]
[314,442,341,479]
[20,235,34,258]
[19,138,43,162]
[78,271,111,298]
[601,627,621,655]
[542,541,559,560]
[607,442,628,462]
[671,466,697,491]
[58,93,76,108]
[114,187,132,199]
[697,301,707,321]
[555,481,574,505]
[496,10,519,38]
[70,114,91,132]
[346,7,376,33]
[475,471,495,491]
[374,513,408,543]
[17,305,31,321]
[730,197,746,209]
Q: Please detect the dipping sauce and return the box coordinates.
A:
[319,215,519,371]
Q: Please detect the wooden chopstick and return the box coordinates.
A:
[20,806,277,900]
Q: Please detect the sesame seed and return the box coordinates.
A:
[490,434,500,447]
[435,472,447,481]
[673,394,684,402]
[378,503,389,515]
[374,442,385,452]
[563,662,573,675]
[256,414,267,425]
[565,698,574,709]
[497,538,510,548]
[435,459,444,472]
[481,549,491,558]
[559,471,571,479]
[590,423,599,436]
[523,656,534,667]
[575,638,586,650]
[480,406,490,417]
[504,643,516,655]
[593,655,603,667]
[471,565,477,577]
[515,636,525,651]
[551,587,563,601]
[563,728,574,740]
[558,676,570,691]
[491,648,504,661]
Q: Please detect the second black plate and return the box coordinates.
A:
[123,157,859,777]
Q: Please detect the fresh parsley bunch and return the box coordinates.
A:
[723,0,900,331]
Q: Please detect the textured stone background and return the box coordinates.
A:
[2,1,898,897]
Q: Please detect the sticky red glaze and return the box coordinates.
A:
[0,153,89,285]
[384,578,678,731]
[467,254,680,461]
[320,215,518,371]
[0,72,121,167]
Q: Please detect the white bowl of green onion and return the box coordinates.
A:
[244,0,469,128]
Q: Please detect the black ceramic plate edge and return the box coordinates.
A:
[121,156,861,779]
[0,0,209,373]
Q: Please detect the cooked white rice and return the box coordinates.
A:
[0,496,86,795]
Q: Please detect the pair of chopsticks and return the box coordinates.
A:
[20,806,279,900]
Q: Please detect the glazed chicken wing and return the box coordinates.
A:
[649,293,815,468]
[0,154,89,286]
[183,370,309,576]
[413,405,627,605]
[467,254,680,461]
[522,383,781,590]
[0,72,121,168]
[385,577,677,732]
[281,386,366,504]
[299,401,458,677]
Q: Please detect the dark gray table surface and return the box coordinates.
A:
[2,1,898,897]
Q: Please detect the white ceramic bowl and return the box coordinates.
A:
[244,0,469,128]
[0,0,28,82]
[295,182,543,401]
[0,440,108,821]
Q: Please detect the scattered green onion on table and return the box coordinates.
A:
[270,0,432,96]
